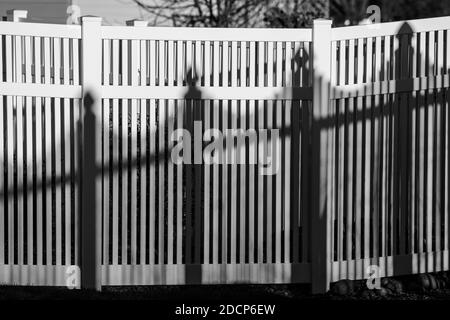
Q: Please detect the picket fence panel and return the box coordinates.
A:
[99,23,312,285]
[0,13,449,292]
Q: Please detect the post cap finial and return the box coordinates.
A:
[6,9,28,22]
[313,19,333,26]
[81,16,102,23]
[126,19,148,27]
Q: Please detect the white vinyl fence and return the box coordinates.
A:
[0,11,449,293]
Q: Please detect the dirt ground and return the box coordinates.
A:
[1,282,450,300]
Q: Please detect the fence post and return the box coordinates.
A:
[311,19,333,294]
[6,9,28,22]
[80,15,103,291]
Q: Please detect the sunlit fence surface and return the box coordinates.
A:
[0,12,449,293]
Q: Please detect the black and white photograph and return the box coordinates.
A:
[0,0,450,317]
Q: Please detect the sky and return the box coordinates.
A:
[0,0,153,25]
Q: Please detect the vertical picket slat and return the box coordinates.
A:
[266,41,274,266]
[392,34,399,80]
[257,41,264,264]
[366,37,373,83]
[339,41,346,86]
[347,40,355,85]
[168,41,174,86]
[223,41,228,87]
[274,98,282,267]
[204,98,211,265]
[239,42,247,267]
[53,38,61,85]
[355,38,364,278]
[25,96,33,265]
[112,40,119,85]
[384,36,391,82]
[201,43,210,264]
[292,42,300,87]
[35,97,43,266]
[15,34,25,266]
[375,37,382,82]
[54,98,62,265]
[176,99,183,265]
[73,39,80,85]
[122,40,129,85]
[64,98,71,265]
[103,40,110,85]
[428,31,436,77]
[418,92,425,261]
[167,99,174,265]
[131,39,139,265]
[159,40,165,85]
[204,41,212,265]
[247,41,255,265]
[44,97,52,265]
[231,41,238,88]
[445,87,449,261]
[62,38,69,85]
[74,99,81,265]
[410,91,417,256]
[338,98,345,271]
[111,40,120,265]
[435,90,443,268]
[212,41,220,265]
[230,41,238,265]
[140,40,147,86]
[436,30,444,263]
[373,94,380,260]
[121,99,129,266]
[418,33,426,80]
[0,95,4,265]
[43,37,51,84]
[241,41,247,86]
[32,37,44,265]
[149,99,156,265]
[177,41,183,85]
[103,98,110,265]
[381,94,389,259]
[274,42,283,267]
[346,98,354,267]
[17,96,25,265]
[42,36,51,268]
[426,91,434,270]
[149,40,156,86]
[222,41,229,264]
[158,109,165,263]
[34,37,42,84]
[140,98,147,264]
[121,39,130,265]
[112,98,119,265]
[338,41,345,270]
[6,94,14,265]
[284,95,291,265]
[24,36,32,83]
[102,40,110,266]
[239,98,246,266]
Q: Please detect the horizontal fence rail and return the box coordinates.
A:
[0,12,449,292]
